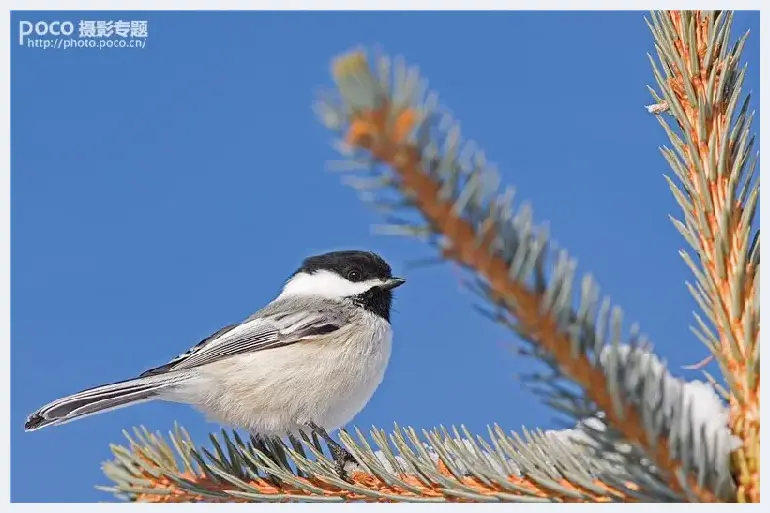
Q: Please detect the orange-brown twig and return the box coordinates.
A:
[661,11,758,502]
[103,425,646,503]
[120,458,637,503]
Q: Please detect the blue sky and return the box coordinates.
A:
[10,11,760,502]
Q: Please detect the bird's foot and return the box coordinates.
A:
[328,442,358,480]
[307,422,358,481]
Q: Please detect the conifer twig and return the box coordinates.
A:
[100,424,651,502]
[644,11,759,502]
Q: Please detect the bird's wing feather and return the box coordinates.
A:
[139,298,349,376]
[138,324,240,377]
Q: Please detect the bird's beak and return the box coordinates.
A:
[381,277,406,290]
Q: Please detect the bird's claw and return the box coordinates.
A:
[329,445,358,481]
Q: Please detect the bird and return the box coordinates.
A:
[24,250,406,475]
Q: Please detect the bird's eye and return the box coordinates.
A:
[347,270,361,281]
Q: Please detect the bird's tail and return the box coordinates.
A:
[24,373,190,431]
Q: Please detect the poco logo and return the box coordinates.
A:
[18,21,75,44]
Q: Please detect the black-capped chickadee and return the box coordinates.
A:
[25,250,405,473]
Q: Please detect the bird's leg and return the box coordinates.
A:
[286,433,307,477]
[249,432,285,485]
[307,422,357,479]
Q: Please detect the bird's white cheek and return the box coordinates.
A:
[279,270,385,299]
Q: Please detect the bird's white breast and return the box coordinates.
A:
[173,311,392,436]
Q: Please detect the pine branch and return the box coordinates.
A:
[311,44,739,501]
[644,10,759,502]
[100,423,663,502]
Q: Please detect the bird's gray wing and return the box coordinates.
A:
[138,324,240,377]
[139,297,350,376]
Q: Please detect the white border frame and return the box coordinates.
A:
[2,1,766,509]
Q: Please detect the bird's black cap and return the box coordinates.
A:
[297,250,393,283]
